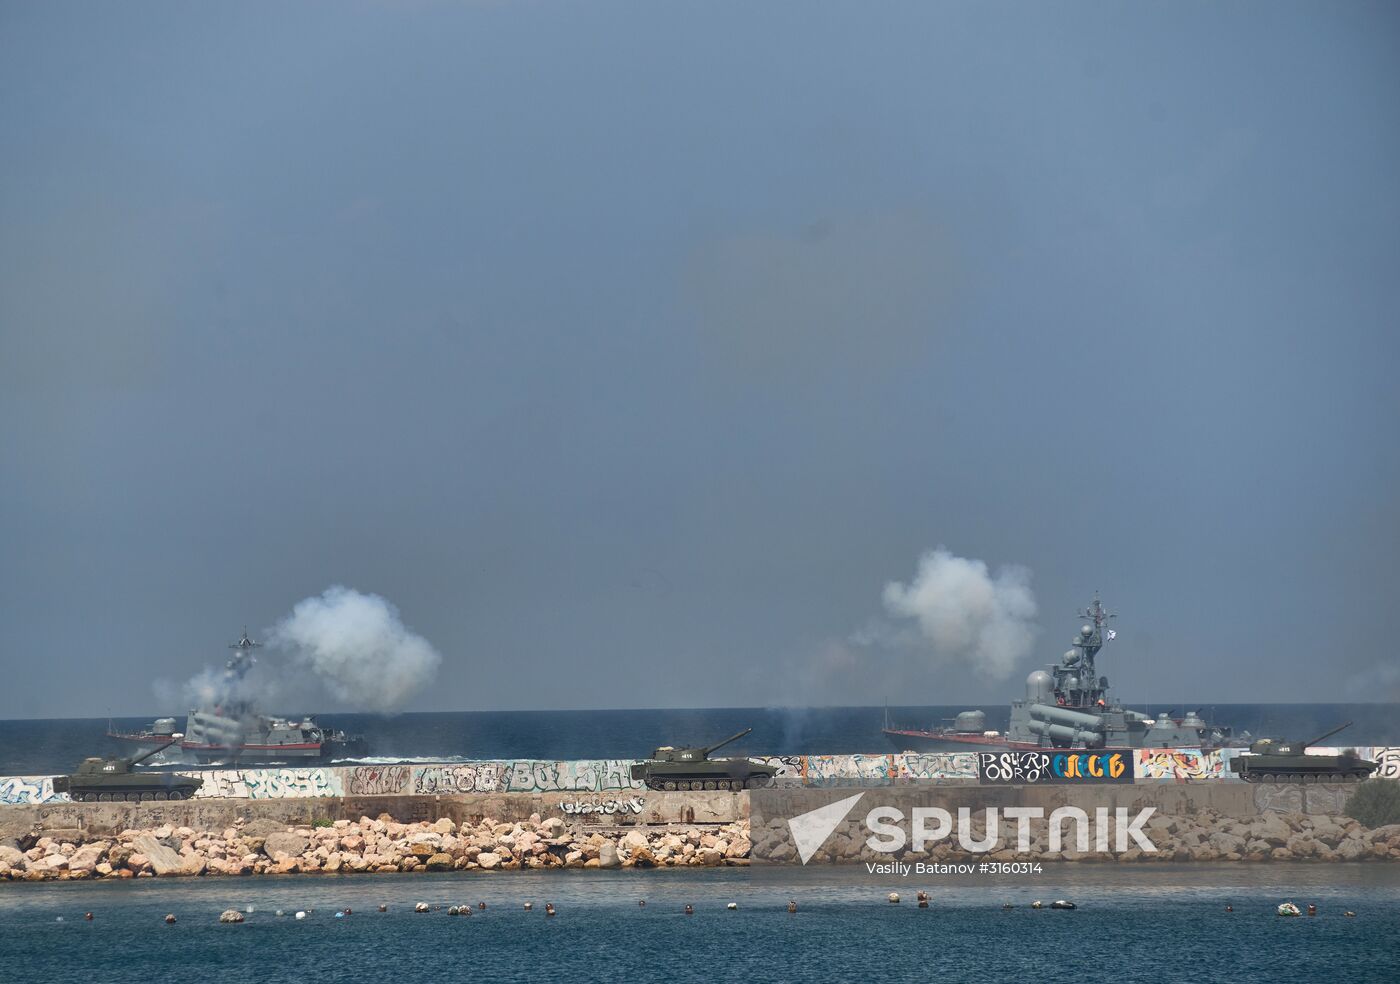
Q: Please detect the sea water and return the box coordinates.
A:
[1,865,1397,983]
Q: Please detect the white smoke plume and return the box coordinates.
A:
[269,586,441,713]
[858,548,1038,681]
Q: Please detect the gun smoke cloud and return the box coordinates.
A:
[855,547,1038,681]
[269,586,442,713]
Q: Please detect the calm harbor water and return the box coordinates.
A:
[2,704,1397,774]
[1,865,1397,983]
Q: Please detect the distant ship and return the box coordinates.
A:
[883,595,1246,753]
[107,629,368,763]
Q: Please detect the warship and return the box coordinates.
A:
[883,595,1245,752]
[107,629,368,763]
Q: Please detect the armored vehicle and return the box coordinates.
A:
[631,727,778,791]
[53,737,205,802]
[1230,722,1378,783]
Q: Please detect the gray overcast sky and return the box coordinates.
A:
[2,2,1397,718]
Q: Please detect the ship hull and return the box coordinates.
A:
[106,731,366,763]
[882,728,1039,753]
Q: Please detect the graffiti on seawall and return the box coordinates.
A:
[191,768,342,799]
[1134,748,1242,782]
[345,765,412,796]
[1372,747,1400,781]
[408,761,644,795]
[785,753,979,785]
[0,776,65,805]
[559,797,646,815]
[979,750,1132,784]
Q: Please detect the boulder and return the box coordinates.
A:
[430,818,457,835]
[425,853,453,871]
[262,832,310,861]
[132,834,188,876]
[598,842,620,869]
[477,852,502,870]
[67,843,109,874]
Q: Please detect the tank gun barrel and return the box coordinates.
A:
[704,728,753,755]
[1305,721,1352,749]
[126,736,181,767]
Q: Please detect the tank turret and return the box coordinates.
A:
[631,727,778,791]
[53,737,205,802]
[1232,722,1377,783]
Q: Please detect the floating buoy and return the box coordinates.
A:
[295,911,307,921]
[164,914,177,924]
[334,912,344,919]
[56,917,65,923]
[1225,905,1233,912]
[545,903,556,917]
[1345,911,1356,918]
[727,903,737,910]
[478,902,486,910]
[639,900,646,907]
[414,903,429,913]
[917,891,929,908]
[448,907,459,916]
[1031,901,1043,910]
[276,910,285,917]
[378,905,387,913]
[1001,903,1014,910]
[1278,902,1301,917]
[245,906,255,914]
[1051,900,1075,910]
[1307,903,1317,917]
[524,902,533,911]
[344,909,352,916]
[84,913,93,921]
[787,901,798,914]
[684,905,694,915]
[888,893,900,904]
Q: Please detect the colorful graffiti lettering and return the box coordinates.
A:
[1134,748,1235,782]
[978,750,1131,784]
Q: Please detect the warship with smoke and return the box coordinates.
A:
[884,595,1246,752]
[108,629,368,763]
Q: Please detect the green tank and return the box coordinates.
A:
[1230,722,1378,783]
[630,727,778,791]
[52,737,204,802]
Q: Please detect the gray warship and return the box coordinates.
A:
[884,595,1245,752]
[108,629,368,763]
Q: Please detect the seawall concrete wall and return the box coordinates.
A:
[4,747,1396,806]
[0,780,1366,847]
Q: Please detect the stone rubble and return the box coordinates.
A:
[0,814,752,881]
[2,809,1398,881]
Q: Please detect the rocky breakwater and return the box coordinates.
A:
[0,813,752,882]
[750,809,1400,865]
